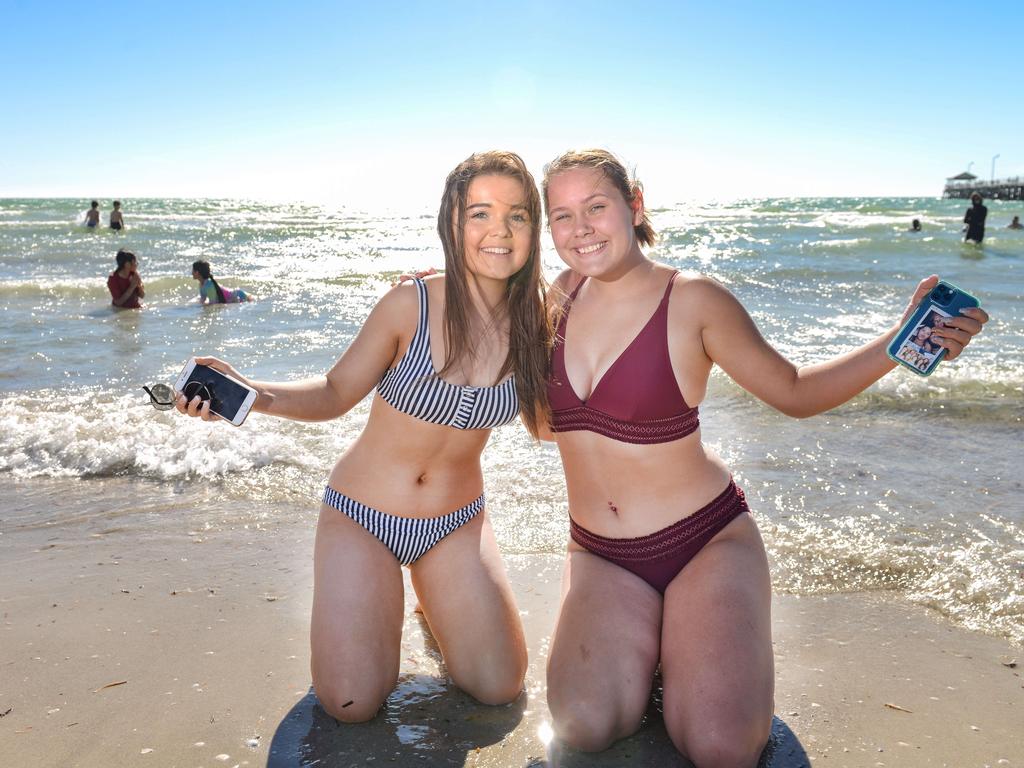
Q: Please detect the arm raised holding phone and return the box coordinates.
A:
[695,274,987,418]
[175,286,407,423]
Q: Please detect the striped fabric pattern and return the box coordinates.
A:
[377,279,519,430]
[322,486,484,565]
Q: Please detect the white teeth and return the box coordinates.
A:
[577,242,605,254]
[481,247,511,254]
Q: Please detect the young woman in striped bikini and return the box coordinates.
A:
[175,151,550,721]
[539,150,988,765]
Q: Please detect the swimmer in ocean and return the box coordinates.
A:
[192,260,252,304]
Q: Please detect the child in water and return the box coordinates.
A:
[110,201,125,231]
[85,201,100,228]
[108,249,144,308]
[192,260,251,304]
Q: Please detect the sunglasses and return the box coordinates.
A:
[142,381,212,411]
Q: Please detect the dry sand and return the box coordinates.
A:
[2,511,1021,768]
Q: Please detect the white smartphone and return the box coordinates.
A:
[174,358,258,427]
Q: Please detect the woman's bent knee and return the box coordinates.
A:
[458,674,523,706]
[548,696,637,753]
[669,720,771,768]
[313,678,389,723]
[451,655,526,706]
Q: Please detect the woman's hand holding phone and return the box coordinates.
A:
[896,276,989,362]
[176,391,219,421]
[886,277,989,376]
[175,356,259,423]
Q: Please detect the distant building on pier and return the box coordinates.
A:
[943,171,1023,200]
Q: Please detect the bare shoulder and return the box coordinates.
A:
[420,272,447,300]
[669,270,747,320]
[371,277,424,329]
[670,270,730,301]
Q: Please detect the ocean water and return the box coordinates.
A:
[1,197,1022,644]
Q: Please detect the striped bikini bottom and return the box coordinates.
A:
[321,486,484,566]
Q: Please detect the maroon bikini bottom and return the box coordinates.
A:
[569,480,749,594]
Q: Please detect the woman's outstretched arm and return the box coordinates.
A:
[177,283,415,422]
[693,275,989,418]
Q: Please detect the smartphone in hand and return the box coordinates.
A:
[887,281,980,376]
[174,358,258,426]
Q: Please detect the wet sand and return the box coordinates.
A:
[1,511,1021,768]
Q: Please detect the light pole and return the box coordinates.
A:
[968,161,974,175]
[991,154,1000,182]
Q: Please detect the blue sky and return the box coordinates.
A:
[1,0,1021,205]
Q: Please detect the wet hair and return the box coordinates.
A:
[113,200,121,208]
[115,249,136,270]
[91,200,99,209]
[912,218,921,230]
[541,149,656,247]
[436,150,551,438]
[192,260,227,303]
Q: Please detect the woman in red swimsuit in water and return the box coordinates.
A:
[538,150,989,765]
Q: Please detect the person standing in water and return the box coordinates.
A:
[964,192,988,243]
[1008,215,1023,230]
[85,200,100,228]
[109,201,125,231]
[537,149,988,764]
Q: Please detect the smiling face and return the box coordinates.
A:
[460,174,532,283]
[546,166,644,279]
[914,326,932,343]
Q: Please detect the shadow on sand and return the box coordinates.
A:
[535,686,808,768]
[268,603,809,766]
[268,679,528,767]
[269,680,807,767]
[269,691,806,767]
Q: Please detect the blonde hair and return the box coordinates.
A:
[542,149,656,247]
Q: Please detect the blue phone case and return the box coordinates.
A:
[886,281,980,376]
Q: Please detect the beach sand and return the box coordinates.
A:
[2,502,1021,768]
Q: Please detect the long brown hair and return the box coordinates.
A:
[436,151,551,438]
[192,260,226,303]
[542,148,657,247]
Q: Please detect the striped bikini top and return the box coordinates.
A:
[547,271,699,444]
[377,279,520,430]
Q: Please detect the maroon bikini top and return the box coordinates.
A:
[547,271,699,444]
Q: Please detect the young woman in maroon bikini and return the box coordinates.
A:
[539,149,989,765]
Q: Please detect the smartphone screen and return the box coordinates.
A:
[180,364,253,423]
